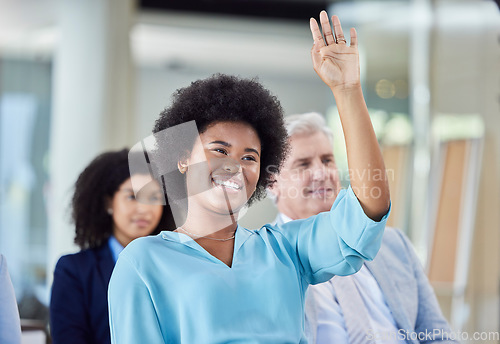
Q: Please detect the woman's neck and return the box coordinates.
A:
[180,203,239,239]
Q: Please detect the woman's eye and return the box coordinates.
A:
[150,195,162,202]
[213,148,227,155]
[126,194,136,200]
[243,156,256,162]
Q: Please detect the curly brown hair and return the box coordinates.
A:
[72,149,175,250]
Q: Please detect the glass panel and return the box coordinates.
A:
[0,58,52,328]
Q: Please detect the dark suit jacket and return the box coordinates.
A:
[50,243,115,344]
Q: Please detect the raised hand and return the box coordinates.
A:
[310,11,360,92]
[309,11,390,220]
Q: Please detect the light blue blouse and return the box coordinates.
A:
[108,186,389,343]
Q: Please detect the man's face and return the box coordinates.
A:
[272,131,341,220]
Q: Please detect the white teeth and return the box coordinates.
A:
[213,179,242,190]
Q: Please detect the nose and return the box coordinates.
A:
[311,161,327,181]
[135,199,152,213]
[222,158,241,174]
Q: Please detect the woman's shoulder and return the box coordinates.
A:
[253,222,305,246]
[126,233,164,249]
[261,216,315,235]
[118,233,168,262]
[55,244,109,268]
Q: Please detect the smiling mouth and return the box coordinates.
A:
[212,178,243,191]
[308,188,334,197]
[134,219,150,227]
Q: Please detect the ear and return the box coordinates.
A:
[267,180,280,199]
[177,160,188,174]
[177,150,191,174]
[177,149,191,174]
[105,197,113,215]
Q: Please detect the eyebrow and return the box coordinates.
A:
[209,140,260,157]
[292,154,335,166]
[293,158,311,165]
[295,153,334,161]
[119,188,162,197]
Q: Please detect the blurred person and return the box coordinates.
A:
[107,11,390,343]
[50,148,174,344]
[269,112,458,344]
[0,254,22,344]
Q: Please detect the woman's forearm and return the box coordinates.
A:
[333,85,390,221]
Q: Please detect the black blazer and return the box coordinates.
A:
[50,243,115,344]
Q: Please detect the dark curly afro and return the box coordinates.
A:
[153,74,289,206]
[73,149,175,250]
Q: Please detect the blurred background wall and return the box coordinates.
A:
[0,0,498,342]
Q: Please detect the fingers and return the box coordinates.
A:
[320,10,335,45]
[311,12,357,48]
[309,18,325,49]
[350,28,357,48]
[331,15,346,45]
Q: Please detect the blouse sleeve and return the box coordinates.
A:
[276,185,390,285]
[108,254,164,344]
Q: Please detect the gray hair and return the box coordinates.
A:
[285,112,333,144]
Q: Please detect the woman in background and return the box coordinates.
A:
[50,148,174,344]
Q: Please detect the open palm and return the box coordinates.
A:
[310,11,360,91]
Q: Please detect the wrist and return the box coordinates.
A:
[331,83,369,119]
[330,82,362,97]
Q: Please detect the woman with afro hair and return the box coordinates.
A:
[50,148,174,344]
[108,11,390,344]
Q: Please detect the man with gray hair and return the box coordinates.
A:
[269,112,341,223]
[269,112,458,344]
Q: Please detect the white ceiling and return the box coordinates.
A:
[133,11,314,77]
[0,0,315,77]
[0,0,57,58]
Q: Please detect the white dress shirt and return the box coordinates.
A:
[278,212,404,344]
